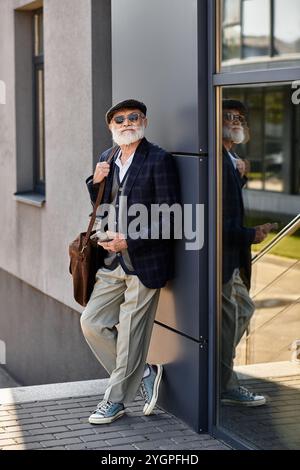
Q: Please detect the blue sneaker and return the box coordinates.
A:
[140,364,163,416]
[88,400,125,424]
[221,386,266,407]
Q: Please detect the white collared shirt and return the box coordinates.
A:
[115,150,135,182]
[228,150,237,169]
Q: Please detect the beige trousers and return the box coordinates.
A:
[80,265,160,404]
[221,269,255,392]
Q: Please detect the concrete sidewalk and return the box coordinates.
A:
[0,379,230,451]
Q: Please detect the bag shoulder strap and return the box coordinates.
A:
[82,146,119,248]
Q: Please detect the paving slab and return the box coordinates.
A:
[0,380,230,451]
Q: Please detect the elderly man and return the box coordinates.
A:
[221,99,273,406]
[81,99,179,424]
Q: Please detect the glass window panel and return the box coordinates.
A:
[220,83,300,449]
[242,0,271,58]
[223,25,242,61]
[33,9,44,193]
[295,104,300,194]
[34,13,39,57]
[38,12,44,56]
[37,69,45,184]
[243,91,264,190]
[223,85,295,193]
[223,88,264,189]
[274,0,300,55]
[264,91,284,192]
[223,0,241,25]
[34,11,43,57]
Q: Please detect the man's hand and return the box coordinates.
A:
[98,231,128,253]
[253,223,273,244]
[236,159,250,178]
[93,162,110,184]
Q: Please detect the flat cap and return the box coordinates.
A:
[222,99,248,115]
[106,99,147,124]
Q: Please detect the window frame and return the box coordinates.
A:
[208,0,300,449]
[32,7,45,195]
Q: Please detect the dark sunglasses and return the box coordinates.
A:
[223,112,246,125]
[113,112,144,125]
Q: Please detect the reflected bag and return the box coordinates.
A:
[69,147,118,307]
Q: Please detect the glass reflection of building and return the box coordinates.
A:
[222,0,300,62]
[223,85,300,195]
[218,0,300,451]
[221,0,300,218]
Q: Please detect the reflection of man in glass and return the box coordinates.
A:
[222,99,273,406]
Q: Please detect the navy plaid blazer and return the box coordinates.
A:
[86,138,179,289]
[222,147,255,289]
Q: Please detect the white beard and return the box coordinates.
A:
[223,125,245,144]
[111,125,145,146]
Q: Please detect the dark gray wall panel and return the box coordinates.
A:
[148,322,208,432]
[0,269,106,386]
[155,155,208,341]
[111,0,199,153]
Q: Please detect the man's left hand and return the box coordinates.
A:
[98,231,128,252]
[236,159,245,177]
[236,159,250,178]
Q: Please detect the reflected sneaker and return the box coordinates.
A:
[140,364,163,416]
[221,386,266,407]
[88,400,125,424]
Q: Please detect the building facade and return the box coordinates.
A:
[0,0,299,449]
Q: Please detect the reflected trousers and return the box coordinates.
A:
[221,269,255,392]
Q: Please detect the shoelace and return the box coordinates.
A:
[238,386,256,398]
[94,400,113,414]
[140,381,150,402]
